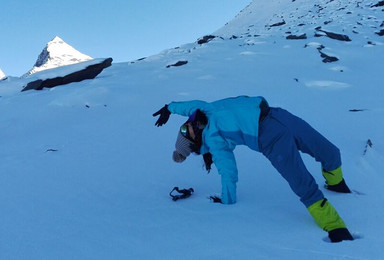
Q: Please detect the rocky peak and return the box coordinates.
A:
[25,36,93,76]
[0,68,6,80]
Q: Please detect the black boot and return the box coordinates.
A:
[328,228,354,242]
[325,179,351,193]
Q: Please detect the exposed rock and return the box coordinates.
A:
[349,109,367,112]
[269,20,286,27]
[22,58,112,91]
[375,29,384,36]
[197,35,216,44]
[319,51,339,63]
[316,45,339,63]
[372,1,384,7]
[363,139,373,155]
[286,33,307,40]
[315,27,352,41]
[166,61,188,68]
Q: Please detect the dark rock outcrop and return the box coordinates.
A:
[269,20,286,27]
[317,45,339,63]
[22,58,112,92]
[315,27,351,41]
[375,29,384,36]
[372,1,384,7]
[286,33,307,40]
[166,61,188,68]
[197,35,216,44]
[319,51,339,63]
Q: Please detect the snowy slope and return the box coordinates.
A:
[0,0,384,259]
[24,36,93,76]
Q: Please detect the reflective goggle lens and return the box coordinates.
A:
[180,124,188,137]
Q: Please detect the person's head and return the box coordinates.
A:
[172,109,207,163]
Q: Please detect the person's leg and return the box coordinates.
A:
[258,109,353,241]
[270,108,350,192]
[268,108,341,170]
[258,112,323,207]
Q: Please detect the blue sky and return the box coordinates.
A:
[0,0,251,76]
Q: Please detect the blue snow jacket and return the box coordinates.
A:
[168,96,267,204]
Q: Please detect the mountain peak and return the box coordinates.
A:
[52,36,64,42]
[25,36,93,76]
[0,68,6,80]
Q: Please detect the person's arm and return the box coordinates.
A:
[214,150,238,204]
[153,100,208,126]
[168,100,207,117]
[208,135,238,204]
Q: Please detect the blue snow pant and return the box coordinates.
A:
[258,107,342,208]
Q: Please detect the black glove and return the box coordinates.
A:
[153,105,171,127]
[209,196,222,203]
[328,228,354,242]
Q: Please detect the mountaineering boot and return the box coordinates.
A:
[326,179,351,193]
[322,167,351,193]
[328,228,354,243]
[308,198,354,242]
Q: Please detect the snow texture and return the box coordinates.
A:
[0,0,383,259]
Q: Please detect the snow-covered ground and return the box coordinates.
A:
[0,0,383,259]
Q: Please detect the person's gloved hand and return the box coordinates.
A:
[153,105,171,127]
[209,196,222,203]
[328,228,354,242]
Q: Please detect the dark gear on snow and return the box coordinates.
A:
[325,179,351,193]
[169,187,194,201]
[209,196,222,203]
[328,228,354,242]
[153,105,171,127]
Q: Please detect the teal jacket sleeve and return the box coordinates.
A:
[206,133,238,204]
[215,150,238,204]
[168,100,208,117]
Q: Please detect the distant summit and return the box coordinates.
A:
[25,36,93,76]
[0,68,6,80]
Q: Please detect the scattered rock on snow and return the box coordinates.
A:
[371,1,384,7]
[286,33,307,40]
[269,20,286,27]
[375,29,384,36]
[45,149,58,152]
[349,109,367,112]
[319,50,339,63]
[315,27,352,41]
[315,45,339,63]
[197,35,216,44]
[363,139,373,155]
[166,61,188,68]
